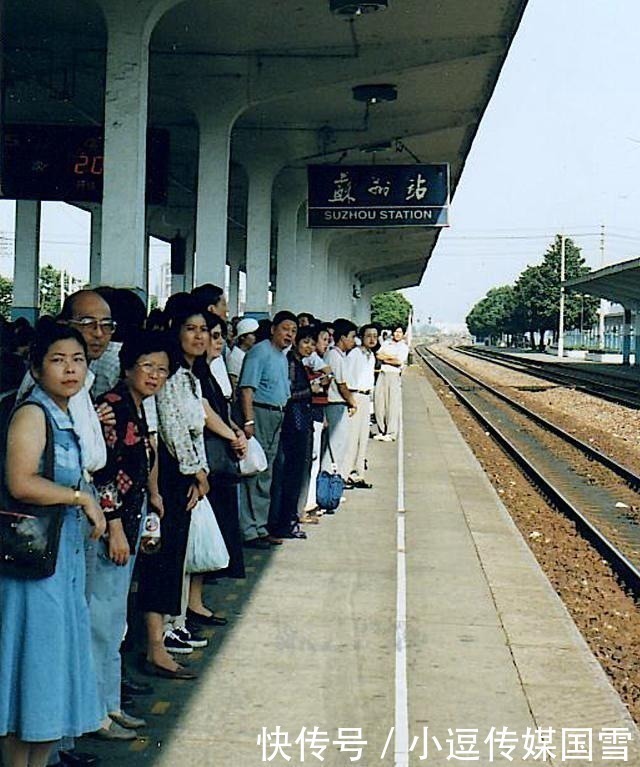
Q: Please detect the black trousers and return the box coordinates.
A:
[268,423,312,537]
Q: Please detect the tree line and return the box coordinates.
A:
[465,235,600,350]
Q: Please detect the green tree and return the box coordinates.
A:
[0,275,13,319]
[466,285,518,343]
[39,264,63,317]
[371,291,412,329]
[515,236,599,349]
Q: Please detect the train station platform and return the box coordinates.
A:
[89,367,640,767]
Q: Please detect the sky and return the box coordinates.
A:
[404,0,640,329]
[2,0,640,325]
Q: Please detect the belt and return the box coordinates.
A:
[350,389,371,395]
[254,401,286,412]
[326,401,347,406]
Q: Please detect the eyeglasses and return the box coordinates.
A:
[69,318,117,334]
[136,361,170,378]
[211,331,223,340]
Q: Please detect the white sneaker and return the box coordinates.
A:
[163,629,194,654]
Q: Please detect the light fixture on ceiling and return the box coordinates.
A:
[352,84,397,105]
[360,140,393,153]
[330,0,389,16]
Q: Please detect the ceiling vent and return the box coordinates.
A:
[330,0,389,16]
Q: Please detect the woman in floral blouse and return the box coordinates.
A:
[136,300,210,679]
[92,331,172,736]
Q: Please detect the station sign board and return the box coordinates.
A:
[307,163,449,228]
[0,124,170,204]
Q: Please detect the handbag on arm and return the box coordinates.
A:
[0,401,65,579]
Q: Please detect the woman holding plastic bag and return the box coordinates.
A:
[136,299,213,679]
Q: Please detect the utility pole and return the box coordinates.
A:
[598,224,606,349]
[557,234,566,359]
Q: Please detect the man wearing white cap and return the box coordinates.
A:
[227,317,259,389]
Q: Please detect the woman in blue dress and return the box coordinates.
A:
[0,322,106,767]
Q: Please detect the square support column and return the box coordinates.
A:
[622,307,632,366]
[89,205,102,286]
[99,12,150,297]
[12,200,41,323]
[194,112,236,288]
[244,163,276,316]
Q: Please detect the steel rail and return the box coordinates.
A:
[453,345,640,410]
[415,345,640,599]
[422,346,640,490]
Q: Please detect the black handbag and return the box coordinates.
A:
[0,402,65,579]
[204,433,241,481]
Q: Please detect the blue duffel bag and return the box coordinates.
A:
[316,440,344,511]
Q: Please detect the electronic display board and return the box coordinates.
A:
[0,124,169,204]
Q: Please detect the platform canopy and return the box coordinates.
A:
[564,258,640,311]
[2,0,529,313]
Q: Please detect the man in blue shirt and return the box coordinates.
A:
[238,311,297,547]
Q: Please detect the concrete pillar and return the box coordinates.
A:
[273,197,303,313]
[89,205,102,286]
[311,231,331,318]
[143,233,150,299]
[170,274,185,294]
[184,232,195,292]
[194,106,241,287]
[291,204,313,314]
[355,284,372,326]
[11,200,41,323]
[228,259,240,318]
[634,311,640,367]
[244,161,277,316]
[99,6,151,296]
[622,307,632,365]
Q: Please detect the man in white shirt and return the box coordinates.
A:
[226,317,259,388]
[321,318,357,479]
[374,325,409,442]
[343,323,378,487]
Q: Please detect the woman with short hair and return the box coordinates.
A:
[0,321,106,767]
[90,331,173,736]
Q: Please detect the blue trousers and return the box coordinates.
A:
[88,528,140,715]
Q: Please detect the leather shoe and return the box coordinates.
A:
[141,659,197,680]
[186,607,228,626]
[89,721,137,741]
[121,676,154,696]
[243,537,270,550]
[58,751,98,767]
[263,535,283,545]
[282,529,307,539]
[109,710,147,729]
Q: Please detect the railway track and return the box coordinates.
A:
[415,344,640,599]
[454,345,640,410]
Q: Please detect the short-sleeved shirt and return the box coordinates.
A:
[379,339,409,374]
[238,339,290,407]
[347,346,375,391]
[226,345,246,380]
[325,346,348,404]
[210,355,232,399]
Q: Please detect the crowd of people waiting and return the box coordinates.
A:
[0,283,409,767]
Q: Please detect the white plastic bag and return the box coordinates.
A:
[185,496,229,573]
[239,436,268,476]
